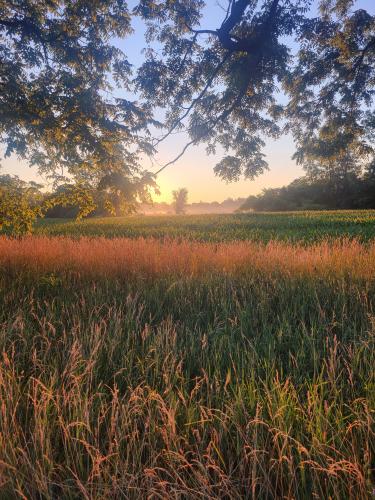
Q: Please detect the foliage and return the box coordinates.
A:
[239,173,375,212]
[0,236,374,497]
[0,174,44,235]
[0,0,158,208]
[285,2,375,180]
[135,0,296,180]
[97,171,159,216]
[135,0,375,181]
[47,184,97,220]
[172,187,188,214]
[1,0,374,205]
[0,171,161,235]
[0,174,99,235]
[1,1,374,233]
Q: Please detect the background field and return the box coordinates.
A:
[1,211,374,498]
[36,210,375,242]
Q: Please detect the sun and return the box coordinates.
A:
[151,178,173,203]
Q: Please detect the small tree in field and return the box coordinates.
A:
[172,188,188,215]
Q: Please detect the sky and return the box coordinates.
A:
[2,0,374,203]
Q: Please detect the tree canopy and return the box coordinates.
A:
[1,0,374,230]
[136,0,374,181]
[0,0,158,206]
[286,0,375,180]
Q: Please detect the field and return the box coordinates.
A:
[1,211,374,498]
[35,210,375,242]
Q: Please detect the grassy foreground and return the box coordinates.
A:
[0,234,374,498]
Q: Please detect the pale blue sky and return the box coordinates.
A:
[2,0,374,202]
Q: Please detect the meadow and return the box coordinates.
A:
[0,211,374,498]
[35,209,375,242]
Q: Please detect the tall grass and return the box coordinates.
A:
[2,236,375,279]
[0,236,374,498]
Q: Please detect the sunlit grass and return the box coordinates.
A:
[2,235,375,281]
[0,231,374,498]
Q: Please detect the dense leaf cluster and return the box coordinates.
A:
[135,0,374,181]
[0,0,158,207]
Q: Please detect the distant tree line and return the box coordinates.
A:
[239,170,375,212]
[139,197,246,215]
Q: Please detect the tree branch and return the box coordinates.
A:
[154,0,282,174]
[186,0,280,53]
[154,52,231,146]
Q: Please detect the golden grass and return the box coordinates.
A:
[0,235,374,497]
[1,236,375,279]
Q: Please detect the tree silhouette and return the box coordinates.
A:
[172,188,188,215]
